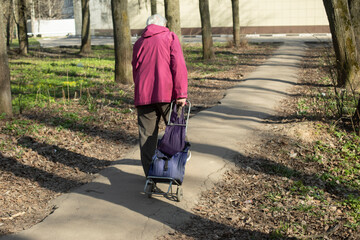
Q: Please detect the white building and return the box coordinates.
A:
[27,0,76,37]
[73,0,329,36]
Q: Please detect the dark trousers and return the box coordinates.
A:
[137,103,170,176]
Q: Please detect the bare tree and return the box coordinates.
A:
[164,0,181,42]
[0,3,13,116]
[348,0,360,64]
[29,0,36,35]
[4,0,15,47]
[231,0,240,47]
[80,0,91,54]
[150,0,157,15]
[348,0,360,126]
[323,0,360,127]
[16,0,28,55]
[323,0,359,90]
[111,0,132,84]
[35,0,65,19]
[199,0,214,60]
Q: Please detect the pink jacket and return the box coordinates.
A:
[132,24,188,106]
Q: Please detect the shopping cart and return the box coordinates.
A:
[144,100,191,202]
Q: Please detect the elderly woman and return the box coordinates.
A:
[132,14,188,176]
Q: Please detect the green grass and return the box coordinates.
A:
[270,221,291,239]
[292,47,360,230]
[315,131,360,191]
[2,45,139,148]
[183,43,244,75]
[343,194,360,229]
[290,181,325,199]
[3,119,42,136]
[292,203,315,212]
[296,69,358,122]
[9,37,41,48]
[264,162,300,178]
[6,43,258,140]
[8,43,267,115]
[8,46,122,114]
[254,46,360,236]
[314,130,360,229]
[265,192,283,202]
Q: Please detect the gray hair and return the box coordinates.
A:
[146,14,167,27]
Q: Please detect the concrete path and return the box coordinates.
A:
[2,40,312,240]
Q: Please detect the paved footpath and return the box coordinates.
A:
[2,40,313,240]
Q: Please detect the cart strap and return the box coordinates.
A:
[164,159,168,171]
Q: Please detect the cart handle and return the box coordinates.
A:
[167,100,191,134]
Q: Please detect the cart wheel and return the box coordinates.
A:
[176,186,183,202]
[145,182,154,198]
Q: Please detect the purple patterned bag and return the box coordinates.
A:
[157,104,186,156]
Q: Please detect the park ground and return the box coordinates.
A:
[1,40,360,239]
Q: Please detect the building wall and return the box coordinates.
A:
[27,19,76,37]
[73,0,330,36]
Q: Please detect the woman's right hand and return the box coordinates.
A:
[176,98,187,107]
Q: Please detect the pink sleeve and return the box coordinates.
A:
[132,40,140,81]
[170,33,188,99]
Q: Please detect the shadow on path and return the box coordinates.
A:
[3,137,353,239]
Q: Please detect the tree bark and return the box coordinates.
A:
[0,6,13,116]
[164,0,181,42]
[354,98,360,128]
[17,0,28,56]
[150,0,157,15]
[231,0,240,47]
[80,0,91,54]
[29,0,36,36]
[347,0,360,126]
[48,0,51,17]
[199,0,214,60]
[347,0,360,66]
[323,0,359,90]
[5,0,13,47]
[111,0,132,84]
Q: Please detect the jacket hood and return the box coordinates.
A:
[142,24,169,38]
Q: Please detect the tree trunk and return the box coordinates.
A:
[111,0,132,84]
[0,7,13,116]
[80,0,91,54]
[6,15,11,48]
[323,0,344,86]
[199,0,214,60]
[323,0,359,90]
[348,0,360,125]
[5,0,13,48]
[164,0,181,42]
[29,0,36,36]
[48,0,52,18]
[37,0,41,19]
[150,0,157,15]
[17,0,28,56]
[231,0,240,47]
[354,98,360,128]
[347,0,360,67]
